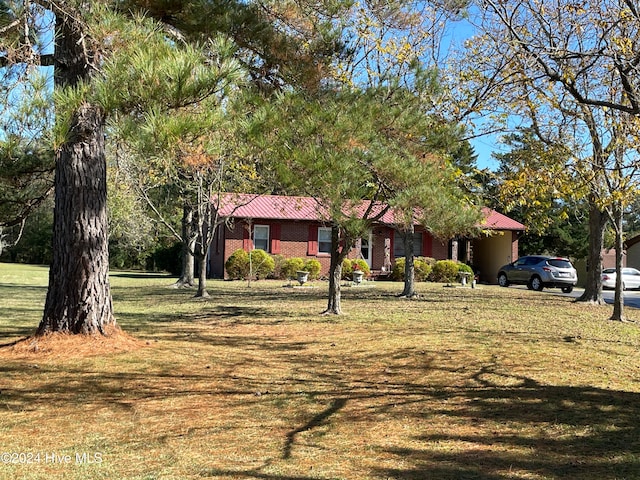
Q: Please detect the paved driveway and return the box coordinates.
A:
[500,285,640,308]
[561,288,640,308]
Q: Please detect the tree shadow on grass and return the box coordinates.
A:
[372,366,640,480]
[283,397,348,459]
[198,469,321,480]
[110,272,176,280]
[1,304,639,480]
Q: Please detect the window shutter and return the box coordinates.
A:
[423,231,433,257]
[271,224,281,254]
[308,224,318,255]
[242,224,251,251]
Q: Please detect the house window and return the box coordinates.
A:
[318,227,332,254]
[393,231,423,257]
[253,225,270,251]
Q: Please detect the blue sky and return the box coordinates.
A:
[471,136,501,171]
[443,13,507,172]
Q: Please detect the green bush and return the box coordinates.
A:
[148,241,182,275]
[352,258,370,276]
[391,257,433,282]
[341,259,354,279]
[423,257,437,268]
[391,257,405,281]
[458,263,474,275]
[431,259,460,283]
[303,259,322,280]
[225,249,249,279]
[249,249,275,279]
[343,258,370,279]
[415,258,433,281]
[281,257,306,279]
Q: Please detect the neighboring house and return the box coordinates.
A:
[208,193,525,283]
[602,247,624,269]
[624,234,640,269]
[574,248,626,288]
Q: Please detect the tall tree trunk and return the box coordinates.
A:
[577,198,607,304]
[323,225,348,315]
[610,202,625,321]
[325,260,343,314]
[38,12,114,335]
[194,253,209,298]
[400,226,417,298]
[194,184,217,298]
[38,103,114,334]
[174,203,195,288]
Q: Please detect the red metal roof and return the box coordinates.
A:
[215,193,525,231]
[480,207,526,231]
[215,193,329,221]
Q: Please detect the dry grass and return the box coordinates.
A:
[1,263,640,479]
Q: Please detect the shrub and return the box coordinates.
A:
[391,257,433,282]
[271,254,286,279]
[431,259,460,283]
[414,258,433,281]
[352,258,370,276]
[225,249,249,280]
[391,257,405,281]
[458,263,474,275]
[303,259,322,280]
[423,257,437,268]
[341,258,354,280]
[281,257,306,279]
[249,249,275,279]
[343,258,370,279]
[148,241,182,275]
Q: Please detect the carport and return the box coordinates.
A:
[470,210,525,284]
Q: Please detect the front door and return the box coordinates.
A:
[360,232,373,269]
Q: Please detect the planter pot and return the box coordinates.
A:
[352,270,364,284]
[296,270,310,286]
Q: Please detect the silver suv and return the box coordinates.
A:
[497,255,577,293]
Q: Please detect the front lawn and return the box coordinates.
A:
[1,263,639,479]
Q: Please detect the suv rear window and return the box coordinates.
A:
[547,259,573,268]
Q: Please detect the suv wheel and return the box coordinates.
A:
[498,273,509,287]
[529,276,544,291]
[561,286,573,294]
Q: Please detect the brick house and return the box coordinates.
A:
[208,193,525,283]
[624,234,640,268]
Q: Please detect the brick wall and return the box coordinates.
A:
[211,219,457,279]
[431,240,449,260]
[215,221,333,278]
